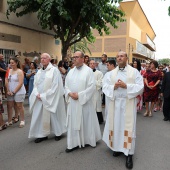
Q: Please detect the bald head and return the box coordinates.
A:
[117,51,127,57]
[41,53,51,68]
[116,51,128,67]
[41,53,51,60]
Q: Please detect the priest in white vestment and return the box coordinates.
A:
[65,51,101,152]
[102,59,116,121]
[28,53,66,143]
[102,51,144,169]
[89,60,104,124]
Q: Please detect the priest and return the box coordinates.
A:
[89,60,104,124]
[65,51,101,152]
[28,53,66,143]
[102,51,144,169]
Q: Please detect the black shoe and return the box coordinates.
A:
[113,151,121,157]
[34,137,48,143]
[163,118,169,121]
[65,146,79,153]
[55,136,61,141]
[126,155,133,169]
[84,144,96,148]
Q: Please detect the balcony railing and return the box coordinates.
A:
[134,41,155,59]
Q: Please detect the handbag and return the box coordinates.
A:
[148,81,156,90]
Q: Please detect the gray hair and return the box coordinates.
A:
[33,56,39,61]
[41,53,51,60]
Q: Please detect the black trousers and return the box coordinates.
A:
[97,112,103,124]
[102,93,105,105]
[163,97,170,120]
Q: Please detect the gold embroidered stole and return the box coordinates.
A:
[108,65,135,149]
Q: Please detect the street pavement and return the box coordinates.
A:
[0,98,170,170]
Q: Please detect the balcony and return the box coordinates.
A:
[141,32,156,51]
[133,41,155,60]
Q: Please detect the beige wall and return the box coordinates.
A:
[89,22,128,58]
[0,23,62,61]
[0,0,62,62]
[129,18,141,42]
[0,0,53,34]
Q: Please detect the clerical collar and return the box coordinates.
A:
[93,69,96,72]
[76,64,83,70]
[119,66,126,71]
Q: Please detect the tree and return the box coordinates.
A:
[158,58,170,65]
[70,37,94,55]
[7,0,125,58]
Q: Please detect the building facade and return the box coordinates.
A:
[89,0,156,63]
[0,0,61,63]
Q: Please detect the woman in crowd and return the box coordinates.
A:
[154,65,166,112]
[0,76,6,131]
[58,60,67,86]
[142,63,150,77]
[50,59,58,67]
[26,62,38,97]
[33,56,42,69]
[22,58,30,93]
[6,57,19,123]
[84,55,90,66]
[133,59,141,72]
[133,59,142,111]
[5,57,26,128]
[67,61,74,72]
[143,60,162,117]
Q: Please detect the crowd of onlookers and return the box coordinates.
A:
[0,52,170,131]
[131,61,168,117]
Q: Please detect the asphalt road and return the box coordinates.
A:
[0,98,170,170]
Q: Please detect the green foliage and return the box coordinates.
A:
[7,0,125,57]
[70,36,95,55]
[158,58,170,65]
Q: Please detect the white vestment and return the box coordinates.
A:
[92,70,103,112]
[102,71,112,121]
[28,63,66,138]
[102,65,144,156]
[65,64,101,149]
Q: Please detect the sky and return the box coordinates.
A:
[136,0,170,60]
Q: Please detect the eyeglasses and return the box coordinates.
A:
[72,56,82,59]
[116,55,126,58]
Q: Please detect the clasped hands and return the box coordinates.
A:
[114,79,127,90]
[147,85,155,89]
[36,94,41,100]
[69,92,78,100]
[7,91,15,96]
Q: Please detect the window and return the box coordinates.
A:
[0,49,15,63]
